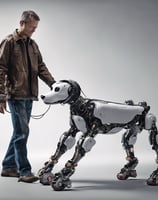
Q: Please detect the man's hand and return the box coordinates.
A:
[0,102,6,114]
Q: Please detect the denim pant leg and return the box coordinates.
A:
[2,100,33,176]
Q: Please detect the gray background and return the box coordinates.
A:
[0,0,158,199]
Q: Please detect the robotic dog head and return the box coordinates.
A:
[41,80,81,105]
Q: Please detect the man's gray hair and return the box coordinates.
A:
[21,10,40,22]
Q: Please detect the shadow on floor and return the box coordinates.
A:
[71,178,157,191]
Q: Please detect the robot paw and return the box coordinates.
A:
[117,168,137,180]
[39,172,54,185]
[38,161,54,177]
[146,170,158,186]
[51,173,72,191]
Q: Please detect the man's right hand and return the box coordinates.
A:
[0,102,6,114]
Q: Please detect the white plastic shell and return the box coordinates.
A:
[145,113,157,130]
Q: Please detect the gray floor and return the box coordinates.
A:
[0,162,157,200]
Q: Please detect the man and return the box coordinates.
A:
[0,10,55,183]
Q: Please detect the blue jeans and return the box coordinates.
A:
[2,99,33,176]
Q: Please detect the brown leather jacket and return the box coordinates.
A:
[0,29,55,101]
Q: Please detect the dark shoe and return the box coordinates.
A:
[18,173,39,183]
[1,168,19,177]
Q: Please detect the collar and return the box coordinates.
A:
[13,29,33,44]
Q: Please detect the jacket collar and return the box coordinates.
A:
[13,29,33,44]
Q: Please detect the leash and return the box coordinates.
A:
[6,105,51,120]
[31,105,51,119]
[5,89,86,119]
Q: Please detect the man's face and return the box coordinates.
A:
[20,19,39,38]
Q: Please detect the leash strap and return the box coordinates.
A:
[6,105,51,120]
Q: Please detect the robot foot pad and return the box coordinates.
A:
[117,168,137,180]
[39,172,54,185]
[51,174,72,191]
[146,170,158,186]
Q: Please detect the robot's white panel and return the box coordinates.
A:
[64,136,76,150]
[93,101,144,124]
[82,137,96,152]
[145,113,157,130]
[72,115,87,133]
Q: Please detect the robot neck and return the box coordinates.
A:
[70,96,90,116]
[70,96,84,106]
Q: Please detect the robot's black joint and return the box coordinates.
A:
[43,161,53,169]
[65,160,77,168]
[151,145,158,151]
[125,100,134,105]
[149,127,158,148]
[126,150,135,159]
[125,157,138,170]
[50,156,58,164]
[138,101,147,107]
[139,101,150,114]
[61,162,76,177]
[61,168,72,176]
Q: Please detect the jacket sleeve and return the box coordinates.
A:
[36,44,56,87]
[0,39,10,102]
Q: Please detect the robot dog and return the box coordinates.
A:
[38,80,158,191]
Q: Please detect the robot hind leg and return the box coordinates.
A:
[117,126,140,180]
[146,117,158,186]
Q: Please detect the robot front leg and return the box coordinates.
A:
[38,127,78,185]
[51,136,96,191]
[117,127,139,180]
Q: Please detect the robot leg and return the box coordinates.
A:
[51,136,96,191]
[117,127,139,180]
[146,117,158,186]
[38,128,77,185]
